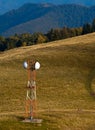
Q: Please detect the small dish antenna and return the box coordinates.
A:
[23,61,40,70]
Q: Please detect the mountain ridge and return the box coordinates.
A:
[0,0,95,15]
[1,3,95,36]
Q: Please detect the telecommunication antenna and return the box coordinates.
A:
[22,59,42,123]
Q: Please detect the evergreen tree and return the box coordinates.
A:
[82,23,92,34]
[16,40,22,47]
[60,27,70,39]
[92,18,95,32]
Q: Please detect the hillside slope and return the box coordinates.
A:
[0,33,95,129]
[0,32,95,60]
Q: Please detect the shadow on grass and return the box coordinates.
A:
[13,115,59,130]
[86,68,95,99]
[15,115,25,121]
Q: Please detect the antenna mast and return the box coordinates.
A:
[23,59,42,123]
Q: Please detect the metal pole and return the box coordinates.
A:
[25,60,37,120]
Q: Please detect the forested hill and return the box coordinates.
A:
[1,3,95,36]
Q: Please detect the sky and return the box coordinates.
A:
[0,0,95,15]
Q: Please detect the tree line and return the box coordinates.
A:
[0,18,95,51]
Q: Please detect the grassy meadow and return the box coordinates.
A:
[0,33,95,129]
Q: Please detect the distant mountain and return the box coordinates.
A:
[0,0,95,15]
[0,0,36,15]
[1,3,95,36]
[58,0,95,6]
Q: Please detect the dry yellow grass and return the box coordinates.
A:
[0,33,95,129]
[0,32,95,61]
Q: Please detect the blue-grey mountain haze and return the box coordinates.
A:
[0,0,95,14]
